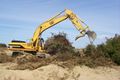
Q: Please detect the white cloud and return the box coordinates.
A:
[97,34,113,40]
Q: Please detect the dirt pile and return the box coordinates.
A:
[0,52,13,63]
[0,64,120,80]
[0,48,13,63]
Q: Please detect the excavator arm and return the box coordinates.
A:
[32,9,96,47]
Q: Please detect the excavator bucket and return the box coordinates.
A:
[86,30,97,43]
[75,30,96,43]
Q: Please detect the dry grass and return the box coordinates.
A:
[10,57,55,70]
[1,33,119,70]
[44,32,74,55]
[0,53,13,63]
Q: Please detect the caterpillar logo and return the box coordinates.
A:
[49,21,54,25]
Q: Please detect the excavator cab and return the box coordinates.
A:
[39,38,44,50]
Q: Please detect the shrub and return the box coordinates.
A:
[45,32,75,55]
[112,52,120,65]
[84,34,120,65]
[105,34,120,65]
[0,52,13,63]
[0,43,7,48]
[85,44,96,56]
[83,44,114,67]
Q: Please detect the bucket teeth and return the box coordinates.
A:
[75,34,85,41]
[86,31,96,41]
[75,30,96,43]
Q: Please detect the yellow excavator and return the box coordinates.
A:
[8,9,96,56]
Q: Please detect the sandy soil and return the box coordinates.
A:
[0,63,120,80]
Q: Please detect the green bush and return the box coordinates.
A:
[112,52,120,65]
[104,34,120,65]
[0,43,7,48]
[85,44,96,56]
[85,34,120,65]
[83,44,114,67]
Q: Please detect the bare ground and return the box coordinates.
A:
[0,63,120,80]
[0,45,120,80]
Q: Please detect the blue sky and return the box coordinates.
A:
[0,0,120,48]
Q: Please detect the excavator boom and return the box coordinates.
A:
[8,9,96,54]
